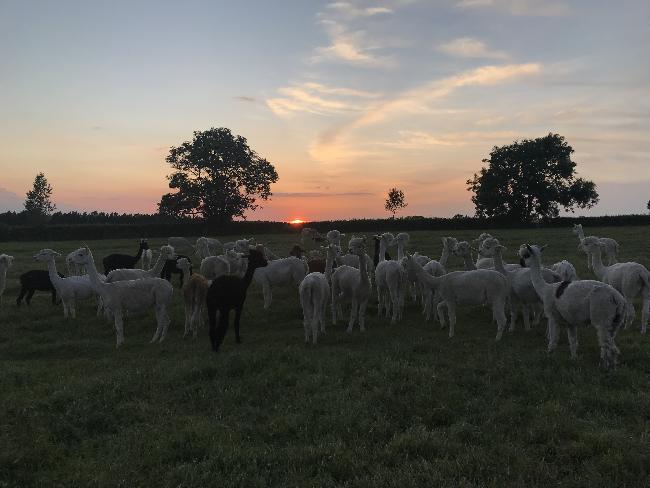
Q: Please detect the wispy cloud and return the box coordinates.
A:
[377,130,519,149]
[274,191,373,197]
[455,0,571,16]
[233,96,258,103]
[325,2,393,19]
[266,81,380,117]
[438,37,508,59]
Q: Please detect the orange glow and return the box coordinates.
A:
[289,219,306,225]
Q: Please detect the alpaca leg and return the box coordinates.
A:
[446,302,457,338]
[376,288,383,317]
[547,317,559,353]
[62,300,69,318]
[437,301,447,330]
[346,299,358,333]
[358,300,368,332]
[70,299,76,319]
[595,325,613,369]
[114,311,125,347]
[641,296,649,334]
[209,309,230,352]
[27,289,36,306]
[183,301,192,338]
[311,314,319,344]
[156,306,171,342]
[567,325,579,359]
[625,300,635,329]
[234,307,243,343]
[494,300,507,341]
[262,281,272,310]
[522,305,531,331]
[509,302,518,332]
[17,287,26,306]
[303,306,311,344]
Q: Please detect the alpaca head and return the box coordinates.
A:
[473,233,493,245]
[395,232,410,245]
[452,241,471,258]
[176,257,192,274]
[289,244,304,258]
[0,254,14,269]
[326,230,345,244]
[442,236,458,250]
[572,224,583,235]
[478,237,502,257]
[160,245,176,260]
[578,236,602,254]
[518,244,548,267]
[244,248,268,270]
[348,237,366,254]
[69,247,93,266]
[34,249,61,262]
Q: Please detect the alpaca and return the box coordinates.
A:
[519,244,626,368]
[161,254,192,287]
[168,236,195,253]
[573,224,619,269]
[69,247,174,347]
[34,249,96,319]
[405,254,509,340]
[206,248,269,352]
[103,239,148,274]
[335,247,375,288]
[453,241,477,270]
[200,254,232,281]
[176,257,210,338]
[195,237,222,260]
[580,236,650,333]
[374,233,405,324]
[65,251,86,276]
[253,254,308,310]
[16,270,61,306]
[551,260,578,282]
[331,238,372,332]
[326,229,345,248]
[223,238,254,254]
[484,238,561,331]
[372,235,391,267]
[298,244,337,344]
[474,233,496,269]
[106,245,176,282]
[300,227,325,246]
[0,254,14,306]
[141,248,153,271]
[421,237,457,322]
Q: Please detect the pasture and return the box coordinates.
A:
[1,226,649,487]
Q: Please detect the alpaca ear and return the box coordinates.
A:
[540,244,549,251]
[525,244,533,252]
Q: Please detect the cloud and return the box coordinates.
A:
[455,0,570,16]
[325,2,393,18]
[273,191,374,197]
[233,96,258,103]
[438,37,508,59]
[266,81,380,117]
[376,130,519,149]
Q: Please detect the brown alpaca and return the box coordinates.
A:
[177,258,210,338]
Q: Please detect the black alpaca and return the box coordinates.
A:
[372,236,391,267]
[161,254,191,287]
[206,248,268,352]
[16,270,63,306]
[103,239,148,274]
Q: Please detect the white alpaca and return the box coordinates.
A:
[519,244,626,368]
[298,244,337,344]
[474,233,496,269]
[573,224,619,269]
[405,254,509,340]
[331,238,372,332]
[326,229,345,248]
[0,254,14,306]
[168,236,195,253]
[177,257,210,338]
[199,254,232,280]
[34,249,96,319]
[69,247,174,347]
[223,238,254,254]
[551,260,578,282]
[253,255,308,310]
[580,236,650,333]
[300,227,324,246]
[484,238,561,331]
[335,245,375,288]
[65,251,86,276]
[106,245,176,282]
[373,233,405,324]
[421,237,457,322]
[195,237,222,260]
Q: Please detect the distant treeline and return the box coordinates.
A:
[0,211,648,242]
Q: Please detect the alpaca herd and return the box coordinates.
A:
[1,224,648,369]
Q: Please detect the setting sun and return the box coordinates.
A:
[289,219,306,225]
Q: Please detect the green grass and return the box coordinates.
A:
[1,226,649,487]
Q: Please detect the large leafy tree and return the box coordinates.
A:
[24,172,56,215]
[467,133,598,222]
[158,128,279,223]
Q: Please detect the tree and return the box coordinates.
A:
[385,188,407,218]
[466,133,598,222]
[158,128,279,224]
[647,200,650,213]
[24,172,56,216]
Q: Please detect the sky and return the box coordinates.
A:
[1,0,648,221]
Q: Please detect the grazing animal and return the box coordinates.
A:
[16,270,62,306]
[299,243,337,345]
[551,260,578,282]
[34,249,97,318]
[326,230,345,248]
[106,245,176,282]
[421,237,457,322]
[206,247,269,352]
[580,237,650,333]
[69,247,174,347]
[519,244,626,368]
[573,224,619,269]
[161,254,192,287]
[372,235,391,267]
[103,239,148,274]
[141,247,153,271]
[177,257,210,338]
[0,254,14,306]
[374,233,405,324]
[253,255,308,310]
[300,227,325,246]
[405,254,509,340]
[331,238,373,332]
[195,237,222,260]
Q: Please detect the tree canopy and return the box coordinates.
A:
[385,188,407,218]
[24,172,56,216]
[158,128,278,224]
[466,133,598,222]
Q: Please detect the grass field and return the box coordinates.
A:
[1,226,649,487]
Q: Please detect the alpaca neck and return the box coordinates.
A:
[575,227,585,241]
[439,242,450,269]
[134,245,144,262]
[378,240,388,263]
[325,249,335,282]
[241,262,259,290]
[355,251,370,287]
[150,253,170,277]
[83,252,108,295]
[492,248,509,277]
[461,252,476,270]
[527,255,550,301]
[409,258,440,290]
[44,259,63,287]
[589,247,606,280]
[397,243,406,261]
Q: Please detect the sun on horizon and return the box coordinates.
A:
[288,219,307,225]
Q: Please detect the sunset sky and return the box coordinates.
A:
[1,0,648,221]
